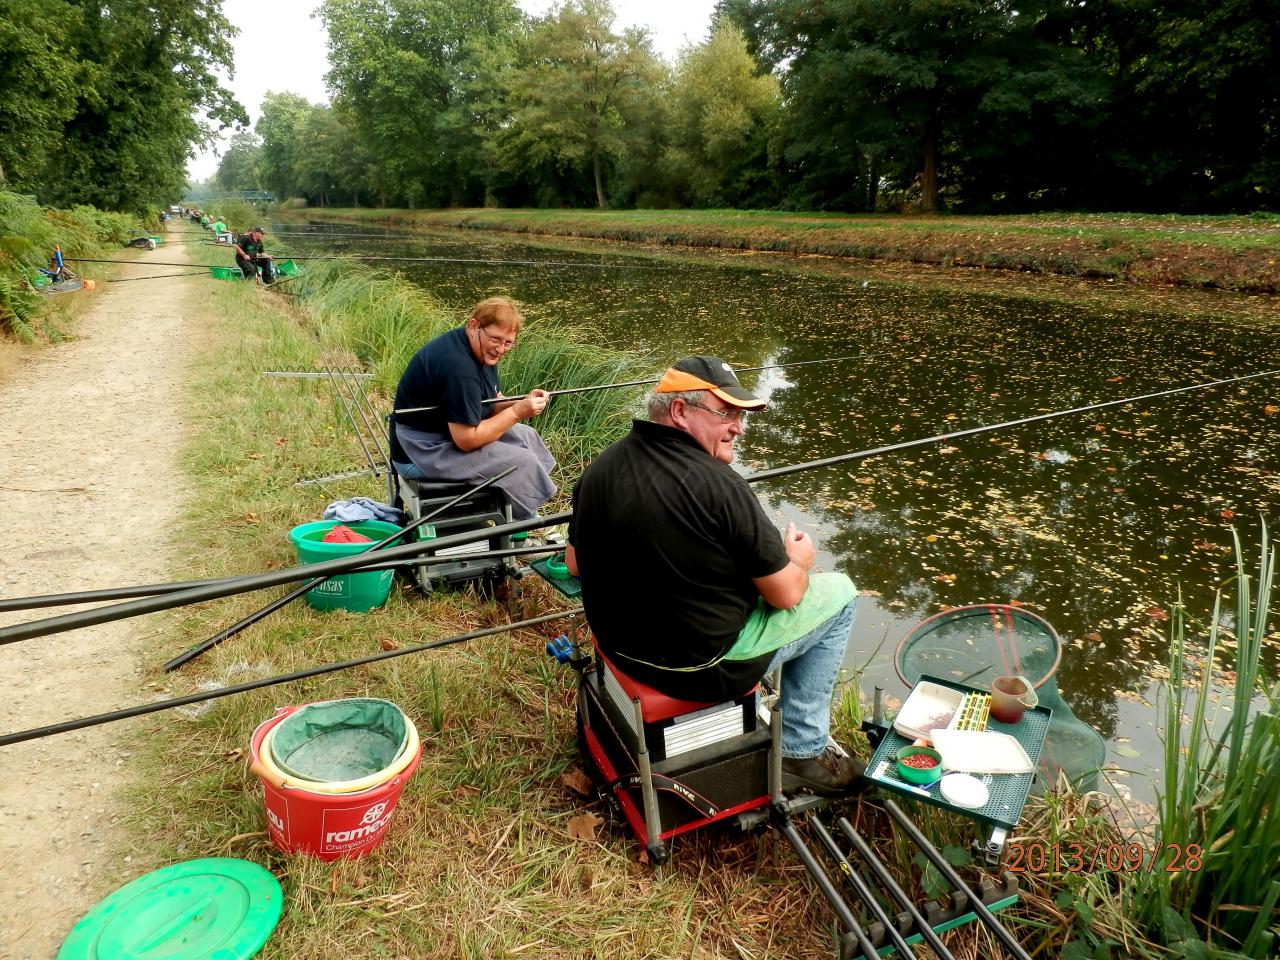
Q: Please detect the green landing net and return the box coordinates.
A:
[895,604,1106,791]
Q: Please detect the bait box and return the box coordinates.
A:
[893,681,965,741]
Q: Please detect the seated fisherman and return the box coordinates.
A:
[566,356,863,796]
[390,296,557,520]
[232,225,274,283]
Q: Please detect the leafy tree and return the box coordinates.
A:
[503,0,665,208]
[1080,0,1279,211]
[255,92,312,201]
[661,23,780,207]
[39,0,246,212]
[0,1,84,187]
[215,131,262,193]
[722,0,1106,212]
[320,0,523,207]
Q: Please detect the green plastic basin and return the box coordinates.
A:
[288,519,401,612]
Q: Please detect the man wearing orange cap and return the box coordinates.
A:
[566,356,862,796]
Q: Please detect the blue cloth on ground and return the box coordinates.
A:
[323,497,405,524]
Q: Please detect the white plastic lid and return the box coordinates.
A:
[940,773,989,809]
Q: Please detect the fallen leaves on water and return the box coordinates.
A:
[1081,632,1103,644]
[1264,404,1278,415]
[567,812,603,841]
[1145,607,1169,621]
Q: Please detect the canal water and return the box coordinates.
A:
[279,221,1280,803]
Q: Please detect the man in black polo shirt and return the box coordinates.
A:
[566,356,862,796]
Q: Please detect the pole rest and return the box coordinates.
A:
[545,634,574,663]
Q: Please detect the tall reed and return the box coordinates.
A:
[1126,527,1279,957]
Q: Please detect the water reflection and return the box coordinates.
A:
[282,220,1280,797]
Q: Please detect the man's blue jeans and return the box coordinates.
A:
[765,598,857,758]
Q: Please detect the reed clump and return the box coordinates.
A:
[1124,528,1279,957]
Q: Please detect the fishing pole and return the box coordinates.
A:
[0,511,573,646]
[0,608,582,748]
[749,366,1280,483]
[393,351,903,416]
[63,255,662,271]
[162,467,515,672]
[4,366,1277,641]
[104,271,211,283]
[0,543,561,612]
[880,800,1034,960]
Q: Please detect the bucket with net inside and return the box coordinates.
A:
[249,699,421,860]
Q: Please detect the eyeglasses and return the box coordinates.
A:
[476,328,517,350]
[684,400,747,424]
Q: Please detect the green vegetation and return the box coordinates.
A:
[112,255,1276,957]
[307,206,1280,293]
[1126,532,1280,957]
[0,0,242,212]
[0,189,143,341]
[205,0,1277,214]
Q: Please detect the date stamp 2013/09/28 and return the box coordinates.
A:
[1006,842,1202,874]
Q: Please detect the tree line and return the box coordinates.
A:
[0,0,244,213]
[2,0,1275,215]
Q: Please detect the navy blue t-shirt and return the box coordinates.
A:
[393,326,499,436]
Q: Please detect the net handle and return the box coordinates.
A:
[892,602,1064,689]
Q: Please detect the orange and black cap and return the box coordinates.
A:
[656,356,766,410]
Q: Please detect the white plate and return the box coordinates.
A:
[940,773,989,808]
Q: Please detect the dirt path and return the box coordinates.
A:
[0,232,208,958]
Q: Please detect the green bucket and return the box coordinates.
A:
[288,519,401,612]
[274,259,301,277]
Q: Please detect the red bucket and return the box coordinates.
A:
[249,708,421,861]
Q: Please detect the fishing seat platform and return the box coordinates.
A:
[388,470,519,594]
[557,633,1031,958]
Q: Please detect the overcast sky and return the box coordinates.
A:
[188,0,721,181]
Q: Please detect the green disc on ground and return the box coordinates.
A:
[57,857,282,960]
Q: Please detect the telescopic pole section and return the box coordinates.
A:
[161,467,515,672]
[0,544,561,612]
[807,815,923,959]
[772,813,880,960]
[881,799,1034,960]
[0,510,572,646]
[836,818,958,959]
[393,351,898,415]
[749,368,1280,483]
[0,608,582,749]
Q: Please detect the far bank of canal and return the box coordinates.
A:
[277,218,1280,803]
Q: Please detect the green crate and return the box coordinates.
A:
[210,265,242,280]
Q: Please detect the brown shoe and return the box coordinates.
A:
[781,746,867,797]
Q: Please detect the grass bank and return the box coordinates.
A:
[116,259,1275,957]
[312,207,1280,294]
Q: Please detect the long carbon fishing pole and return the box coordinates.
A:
[749,366,1280,482]
[4,366,1278,634]
[0,512,572,645]
[63,255,661,270]
[394,351,902,415]
[0,544,562,613]
[161,467,515,671]
[0,608,582,748]
[104,270,211,283]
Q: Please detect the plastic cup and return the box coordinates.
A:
[990,675,1034,724]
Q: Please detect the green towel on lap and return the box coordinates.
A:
[726,571,856,661]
